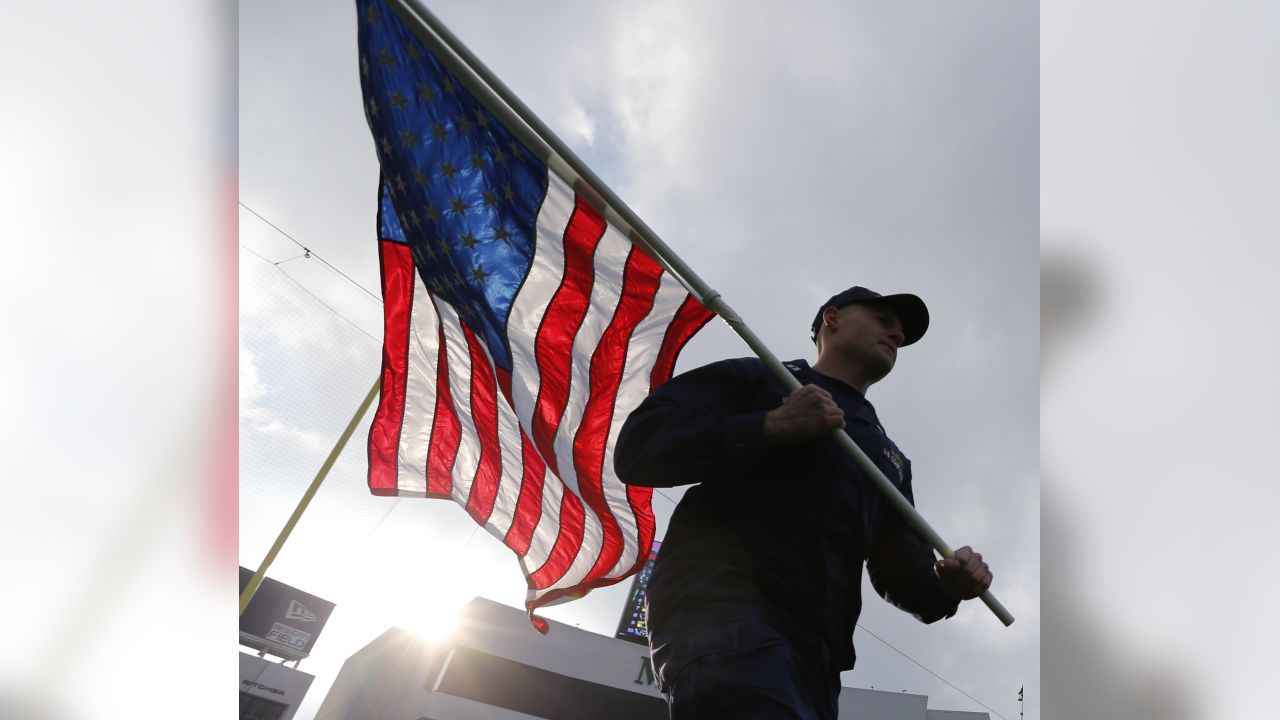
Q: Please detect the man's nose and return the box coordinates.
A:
[887,327,905,347]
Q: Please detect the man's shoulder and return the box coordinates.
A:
[683,356,793,380]
[654,357,776,395]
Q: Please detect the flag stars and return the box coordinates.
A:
[507,139,522,159]
[405,43,421,62]
[449,197,469,215]
[481,190,499,208]
[379,136,393,156]
[390,90,409,110]
[473,108,490,128]
[394,173,407,193]
[366,97,380,118]
[418,82,436,103]
[366,5,382,24]
[492,146,508,165]
[441,77,457,96]
[377,49,395,67]
[493,226,512,243]
[439,160,460,179]
[502,182,516,201]
[460,231,479,250]
[471,264,491,283]
[469,153,486,171]
[424,203,440,223]
[400,129,418,148]
[407,209,421,228]
[430,123,448,142]
[361,56,370,78]
[457,115,473,134]
[412,168,428,187]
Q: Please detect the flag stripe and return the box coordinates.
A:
[426,305,461,496]
[516,460,564,580]
[531,218,633,592]
[652,294,716,388]
[606,274,699,574]
[368,237,416,496]
[462,325,503,524]
[507,174,576,434]
[528,488,587,590]
[529,196,607,478]
[437,299,482,507]
[503,174,580,579]
[573,245,665,580]
[485,367,531,540]
[397,258,444,497]
[502,433,547,554]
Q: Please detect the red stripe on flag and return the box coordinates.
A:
[504,432,547,555]
[426,318,460,497]
[529,196,607,476]
[494,366,515,407]
[493,365,547,555]
[651,294,715,389]
[528,490,587,590]
[368,239,416,497]
[463,326,502,524]
[573,245,664,580]
[625,484,656,577]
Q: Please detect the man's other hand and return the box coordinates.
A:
[763,384,846,443]
[934,546,993,601]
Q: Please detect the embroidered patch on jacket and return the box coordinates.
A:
[883,447,905,483]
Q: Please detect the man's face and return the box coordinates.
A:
[825,302,905,380]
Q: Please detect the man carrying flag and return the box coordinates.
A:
[357,0,712,628]
[616,287,995,719]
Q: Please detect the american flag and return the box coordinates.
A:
[357,0,712,628]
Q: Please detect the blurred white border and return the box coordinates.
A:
[0,1,234,718]
[1043,2,1280,718]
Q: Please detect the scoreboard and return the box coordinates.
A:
[613,541,661,646]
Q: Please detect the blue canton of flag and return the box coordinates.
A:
[363,5,545,369]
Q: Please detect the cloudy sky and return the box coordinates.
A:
[239,1,1038,718]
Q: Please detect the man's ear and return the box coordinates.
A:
[823,306,840,331]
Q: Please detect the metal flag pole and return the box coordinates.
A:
[384,0,1013,627]
[239,378,382,615]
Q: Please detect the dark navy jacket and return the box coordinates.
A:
[614,357,958,671]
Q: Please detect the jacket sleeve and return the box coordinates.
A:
[614,360,774,488]
[865,468,960,623]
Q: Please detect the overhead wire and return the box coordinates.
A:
[856,623,1010,720]
[240,200,383,305]
[240,244,381,345]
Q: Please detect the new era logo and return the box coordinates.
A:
[286,600,316,622]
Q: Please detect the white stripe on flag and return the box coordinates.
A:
[434,298,480,506]
[394,268,442,497]
[508,173,575,437]
[603,272,691,575]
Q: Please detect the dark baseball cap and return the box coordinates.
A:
[810,286,930,346]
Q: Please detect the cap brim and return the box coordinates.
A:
[867,293,930,346]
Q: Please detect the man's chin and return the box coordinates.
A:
[865,359,894,384]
